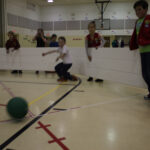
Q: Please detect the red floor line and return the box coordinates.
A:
[0,81,35,117]
[49,137,66,144]
[0,82,15,98]
[36,124,51,129]
[36,121,69,150]
[0,115,32,124]
[0,104,6,107]
[0,119,14,123]
[28,111,35,118]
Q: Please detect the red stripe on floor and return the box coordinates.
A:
[0,104,6,107]
[36,121,69,150]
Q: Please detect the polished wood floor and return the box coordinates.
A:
[0,71,150,150]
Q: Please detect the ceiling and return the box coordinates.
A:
[29,0,134,6]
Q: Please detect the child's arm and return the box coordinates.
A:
[85,37,92,62]
[100,36,106,48]
[42,50,58,56]
[11,39,21,52]
[32,34,37,41]
[56,53,66,62]
[95,34,105,49]
[14,39,20,50]
[41,35,47,43]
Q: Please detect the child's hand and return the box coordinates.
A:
[42,53,45,56]
[11,48,16,52]
[56,57,59,62]
[88,56,92,62]
[95,47,98,50]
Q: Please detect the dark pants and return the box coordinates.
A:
[140,52,150,93]
[55,63,72,80]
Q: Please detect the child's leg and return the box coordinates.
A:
[145,53,150,92]
[61,64,72,80]
[55,63,64,78]
[141,53,150,96]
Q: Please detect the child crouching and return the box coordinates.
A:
[42,36,78,82]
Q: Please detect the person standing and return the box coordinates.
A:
[33,28,47,74]
[130,0,150,100]
[85,21,105,82]
[5,31,22,74]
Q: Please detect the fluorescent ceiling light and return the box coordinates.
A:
[48,0,53,2]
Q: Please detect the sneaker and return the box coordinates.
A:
[57,78,68,82]
[95,79,104,83]
[144,94,150,100]
[11,70,18,74]
[71,75,78,81]
[35,71,39,74]
[87,77,93,82]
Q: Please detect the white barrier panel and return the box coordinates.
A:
[0,48,58,71]
[0,47,146,88]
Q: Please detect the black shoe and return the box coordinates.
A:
[19,70,22,74]
[144,94,150,100]
[87,77,93,82]
[11,70,18,74]
[35,71,39,74]
[95,79,104,83]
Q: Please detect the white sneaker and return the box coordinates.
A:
[144,94,150,100]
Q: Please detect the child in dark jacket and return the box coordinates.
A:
[5,31,22,74]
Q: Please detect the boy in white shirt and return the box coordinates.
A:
[42,37,77,82]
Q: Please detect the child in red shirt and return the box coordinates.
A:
[85,21,105,82]
[130,0,150,100]
[5,31,22,74]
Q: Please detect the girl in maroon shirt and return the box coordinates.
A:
[5,31,22,74]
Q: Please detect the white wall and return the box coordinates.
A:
[7,1,150,36]
[40,1,150,36]
[6,0,41,21]
[6,0,150,22]
[40,1,150,22]
[6,0,41,35]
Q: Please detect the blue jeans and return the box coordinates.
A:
[55,63,72,80]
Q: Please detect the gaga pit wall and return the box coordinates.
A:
[0,47,146,88]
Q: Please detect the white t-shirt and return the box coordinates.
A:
[57,45,72,64]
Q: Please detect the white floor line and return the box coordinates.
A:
[0,94,143,124]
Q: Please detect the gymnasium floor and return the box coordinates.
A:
[0,71,150,150]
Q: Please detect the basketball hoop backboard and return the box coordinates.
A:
[95,0,111,28]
